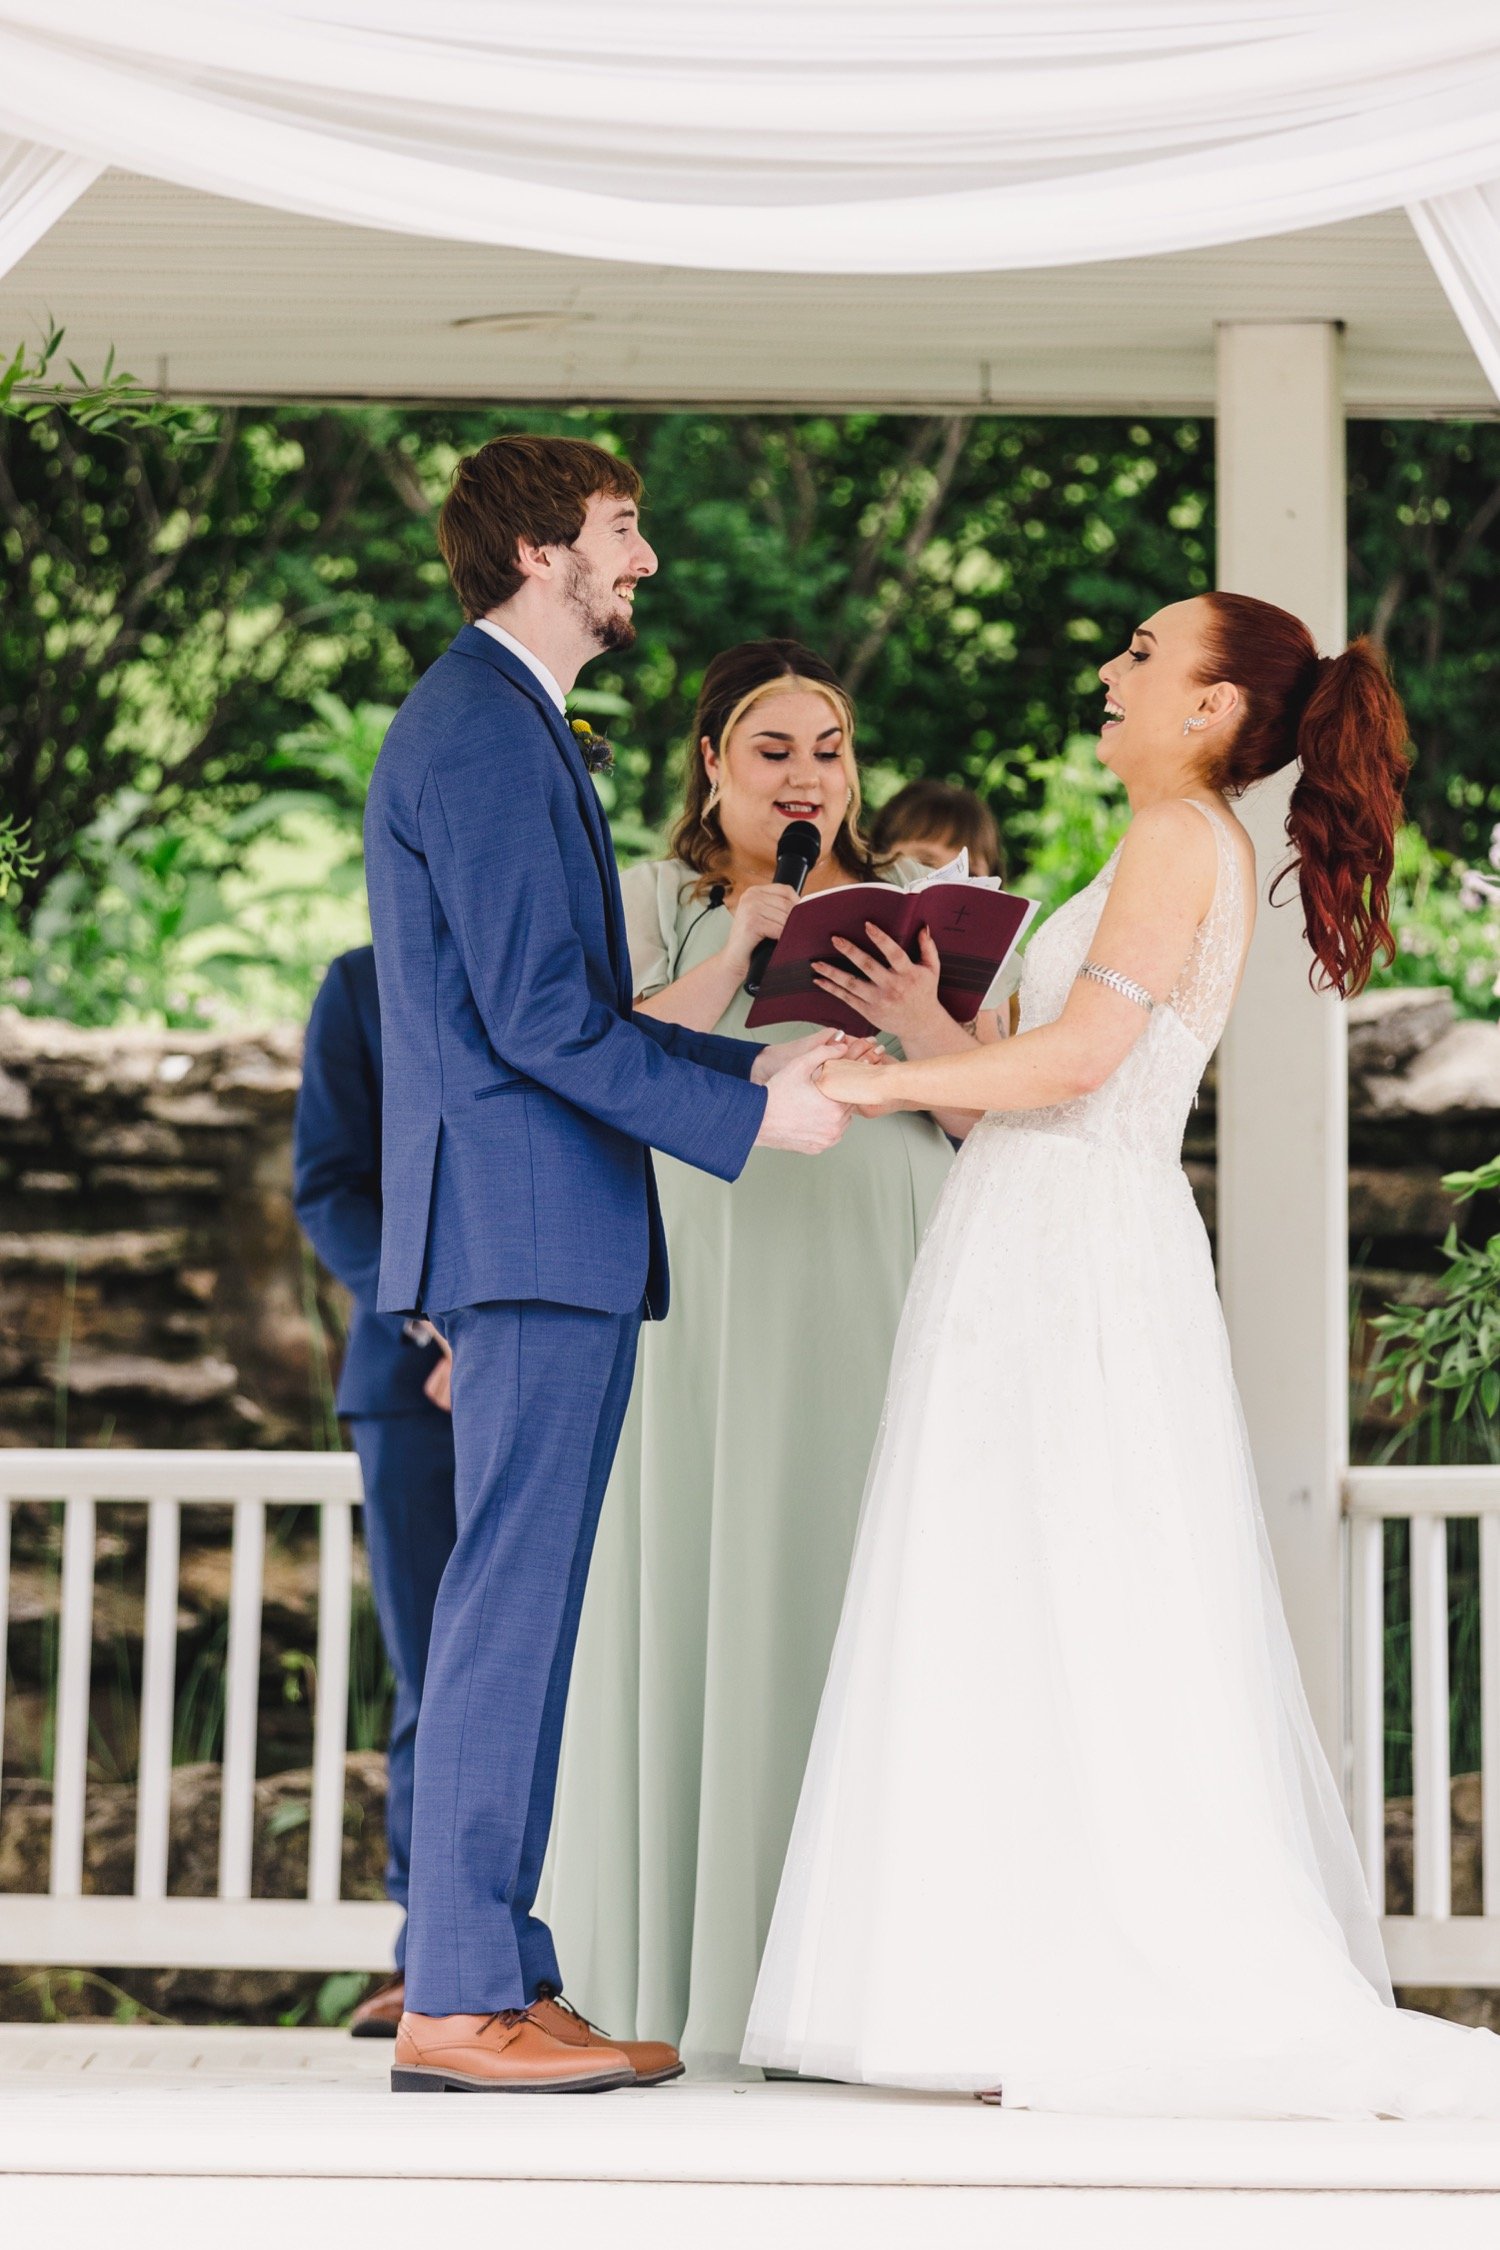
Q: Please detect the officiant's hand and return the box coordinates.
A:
[754,1035,854,1154]
[812,923,951,1044]
[724,882,801,977]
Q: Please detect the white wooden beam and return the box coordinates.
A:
[1216,322,1348,1772]
[1348,1466,1500,1517]
[133,1497,182,1901]
[0,1896,401,1971]
[1348,1511,1386,1909]
[49,1497,97,1899]
[0,1450,362,1506]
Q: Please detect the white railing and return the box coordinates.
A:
[8,1445,1497,1989]
[0,1450,400,1970]
[1345,1466,1500,1986]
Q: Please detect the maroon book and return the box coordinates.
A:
[745,881,1037,1037]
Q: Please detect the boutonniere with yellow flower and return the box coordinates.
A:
[569,717,615,775]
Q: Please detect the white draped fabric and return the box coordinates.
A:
[0,132,99,280]
[0,3,1498,389]
[1411,186,1500,397]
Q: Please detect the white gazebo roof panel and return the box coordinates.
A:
[0,171,1489,417]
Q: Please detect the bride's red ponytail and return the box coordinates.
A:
[1199,593,1410,997]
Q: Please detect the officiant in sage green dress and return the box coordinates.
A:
[539,640,998,2070]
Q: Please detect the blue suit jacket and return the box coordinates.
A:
[363,626,765,1319]
[293,945,442,1417]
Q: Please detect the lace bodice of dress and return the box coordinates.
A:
[999,798,1246,1168]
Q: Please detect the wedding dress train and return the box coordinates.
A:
[743,800,1500,2117]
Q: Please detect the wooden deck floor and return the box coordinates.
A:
[2,2025,1499,2248]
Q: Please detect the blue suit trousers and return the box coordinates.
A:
[347,1408,457,1970]
[402,1298,643,2014]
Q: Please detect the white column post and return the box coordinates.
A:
[1216,322,1348,1772]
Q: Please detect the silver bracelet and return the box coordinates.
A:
[1078,960,1155,1013]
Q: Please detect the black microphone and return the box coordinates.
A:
[745,819,822,997]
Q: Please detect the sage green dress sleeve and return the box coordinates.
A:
[538,855,956,2072]
[617,856,688,1001]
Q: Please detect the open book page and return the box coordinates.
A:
[746,874,1037,1036]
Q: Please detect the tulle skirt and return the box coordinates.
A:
[742,1118,1500,2117]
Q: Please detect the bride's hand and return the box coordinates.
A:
[816,1055,906,1114]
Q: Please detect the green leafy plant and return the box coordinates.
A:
[1,322,210,444]
[173,1615,229,1767]
[0,798,243,1027]
[267,694,395,839]
[1367,824,1500,1017]
[1369,1155,1500,1424]
[0,817,40,903]
[315,1972,371,2026]
[1007,733,1128,919]
[17,1968,176,2027]
[348,1580,395,1755]
[0,785,362,1028]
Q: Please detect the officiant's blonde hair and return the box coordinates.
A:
[671,640,883,897]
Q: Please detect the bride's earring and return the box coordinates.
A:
[1183,716,1207,736]
[704,780,721,816]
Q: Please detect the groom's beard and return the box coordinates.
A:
[565,551,637,653]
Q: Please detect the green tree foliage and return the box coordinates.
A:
[581,412,1214,843]
[0,402,466,916]
[0,401,1212,915]
[3,387,1500,1024]
[1347,423,1500,858]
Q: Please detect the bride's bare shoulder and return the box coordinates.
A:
[1116,797,1219,868]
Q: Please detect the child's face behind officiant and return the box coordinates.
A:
[701,689,857,886]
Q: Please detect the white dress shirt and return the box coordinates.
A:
[473,617,567,714]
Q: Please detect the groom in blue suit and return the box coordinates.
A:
[365,435,850,2094]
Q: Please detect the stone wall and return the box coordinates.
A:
[0,1012,329,1452]
[2,986,1497,1455]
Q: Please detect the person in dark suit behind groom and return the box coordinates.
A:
[364,434,854,2095]
[292,942,457,2038]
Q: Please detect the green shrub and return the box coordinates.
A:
[1006,734,1128,920]
[1368,824,1500,1018]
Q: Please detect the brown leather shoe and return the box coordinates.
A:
[391,2007,635,2094]
[349,1975,405,2039]
[531,1988,684,2087]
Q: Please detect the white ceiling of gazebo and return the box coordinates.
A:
[0,172,1490,417]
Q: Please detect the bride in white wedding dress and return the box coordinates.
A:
[743,591,1500,2119]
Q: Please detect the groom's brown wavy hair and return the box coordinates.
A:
[438,435,643,618]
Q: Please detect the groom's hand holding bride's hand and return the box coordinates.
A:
[817,1049,908,1117]
[752,1030,870,1154]
[750,1029,879,1085]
